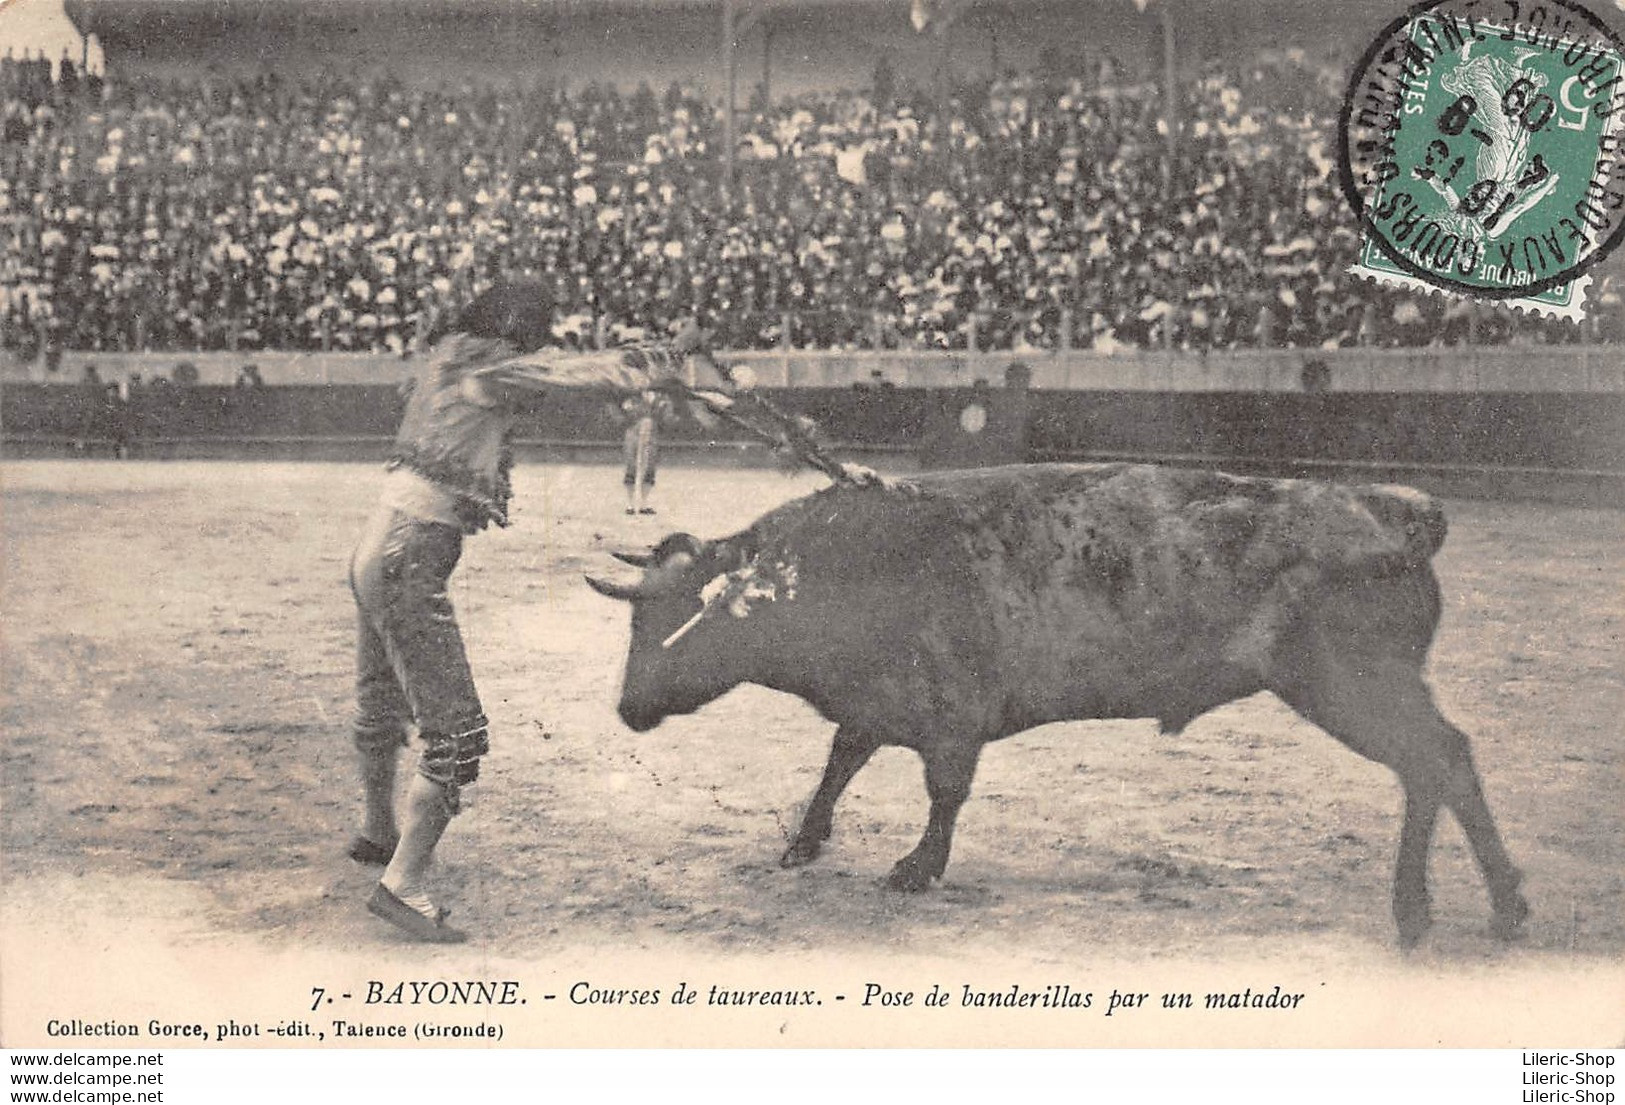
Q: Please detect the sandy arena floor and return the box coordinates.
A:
[2,459,1621,1047]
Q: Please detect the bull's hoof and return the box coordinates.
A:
[1394,901,1432,951]
[779,837,823,869]
[885,859,939,893]
[1490,894,1531,942]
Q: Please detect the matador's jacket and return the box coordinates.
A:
[385,335,709,531]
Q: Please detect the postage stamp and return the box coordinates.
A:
[1339,0,1625,319]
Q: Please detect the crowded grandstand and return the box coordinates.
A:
[6,0,1623,368]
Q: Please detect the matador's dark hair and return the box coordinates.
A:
[446,281,557,353]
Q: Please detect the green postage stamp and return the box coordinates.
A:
[1339,0,1625,320]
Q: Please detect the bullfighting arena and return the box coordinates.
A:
[2,456,1621,1047]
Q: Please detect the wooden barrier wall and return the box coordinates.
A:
[7,345,1625,393]
[6,382,1622,476]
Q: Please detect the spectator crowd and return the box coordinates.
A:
[3,44,1620,359]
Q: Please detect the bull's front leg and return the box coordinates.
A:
[1393,779,1442,949]
[781,726,881,868]
[888,739,982,891]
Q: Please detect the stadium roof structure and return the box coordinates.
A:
[59,0,1426,171]
[66,0,1418,16]
[4,0,96,68]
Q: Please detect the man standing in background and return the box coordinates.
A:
[618,320,713,515]
[620,387,673,515]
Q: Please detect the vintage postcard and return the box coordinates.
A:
[1,0,1621,1071]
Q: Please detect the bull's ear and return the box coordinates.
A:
[585,574,641,601]
[705,535,757,573]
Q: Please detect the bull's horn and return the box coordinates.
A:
[607,534,702,569]
[585,574,642,601]
[584,549,698,603]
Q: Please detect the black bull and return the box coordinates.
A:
[587,463,1529,947]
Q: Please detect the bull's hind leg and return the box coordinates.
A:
[887,739,983,891]
[1437,722,1528,940]
[781,726,881,868]
[1280,656,1526,947]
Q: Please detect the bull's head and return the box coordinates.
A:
[586,532,765,732]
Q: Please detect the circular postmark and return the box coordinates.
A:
[1338,0,1625,308]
